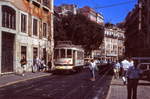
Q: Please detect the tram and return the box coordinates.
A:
[54,41,84,72]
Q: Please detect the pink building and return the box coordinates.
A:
[55,4,77,16]
[79,6,104,25]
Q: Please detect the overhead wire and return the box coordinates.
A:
[87,0,137,23]
[93,0,137,9]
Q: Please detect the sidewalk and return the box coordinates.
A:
[106,77,150,99]
[0,72,52,88]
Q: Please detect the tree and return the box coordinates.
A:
[54,14,104,54]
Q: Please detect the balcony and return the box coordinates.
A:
[32,0,41,7]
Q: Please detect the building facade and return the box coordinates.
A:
[125,0,150,57]
[98,26,125,62]
[79,6,104,25]
[54,4,77,16]
[54,5,104,25]
[0,0,54,74]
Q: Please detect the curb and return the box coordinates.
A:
[0,73,52,88]
[106,85,111,99]
[106,76,114,99]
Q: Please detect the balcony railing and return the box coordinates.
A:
[32,0,41,7]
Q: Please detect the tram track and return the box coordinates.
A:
[62,65,113,99]
[83,66,113,99]
[0,65,113,99]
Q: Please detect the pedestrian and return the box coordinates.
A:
[119,59,123,77]
[121,57,130,84]
[129,57,134,67]
[113,60,121,79]
[89,59,99,81]
[126,60,143,99]
[32,56,39,73]
[20,55,27,76]
[40,57,47,71]
[48,60,52,71]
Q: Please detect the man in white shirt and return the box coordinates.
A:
[121,57,131,84]
[89,59,98,81]
[129,57,134,67]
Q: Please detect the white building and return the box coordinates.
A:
[94,26,125,62]
[0,0,54,74]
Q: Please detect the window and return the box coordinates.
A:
[60,49,65,58]
[43,0,50,8]
[43,48,47,63]
[33,47,38,59]
[33,18,38,36]
[43,23,47,37]
[21,46,27,60]
[2,5,16,29]
[54,49,59,59]
[21,13,27,33]
[67,49,72,58]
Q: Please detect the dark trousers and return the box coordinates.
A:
[127,79,138,99]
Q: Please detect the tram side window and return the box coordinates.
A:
[77,51,81,59]
[60,49,65,58]
[67,49,72,58]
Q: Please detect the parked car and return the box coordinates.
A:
[137,63,150,80]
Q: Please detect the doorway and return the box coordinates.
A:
[1,32,15,73]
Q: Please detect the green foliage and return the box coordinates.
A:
[54,14,104,53]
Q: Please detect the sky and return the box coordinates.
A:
[54,0,138,24]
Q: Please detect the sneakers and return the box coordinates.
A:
[22,74,24,76]
[90,78,95,81]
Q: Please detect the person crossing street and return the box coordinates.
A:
[89,59,99,81]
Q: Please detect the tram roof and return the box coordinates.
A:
[55,41,84,51]
[55,44,84,51]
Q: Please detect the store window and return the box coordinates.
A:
[21,46,27,60]
[33,47,38,58]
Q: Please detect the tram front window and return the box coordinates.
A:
[60,49,65,58]
[54,49,59,59]
[67,49,72,58]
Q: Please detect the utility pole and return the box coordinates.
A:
[138,0,142,32]
[138,0,142,56]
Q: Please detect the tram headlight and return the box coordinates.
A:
[55,66,73,70]
[65,66,73,69]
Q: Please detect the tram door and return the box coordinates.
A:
[73,50,76,66]
[2,32,15,73]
